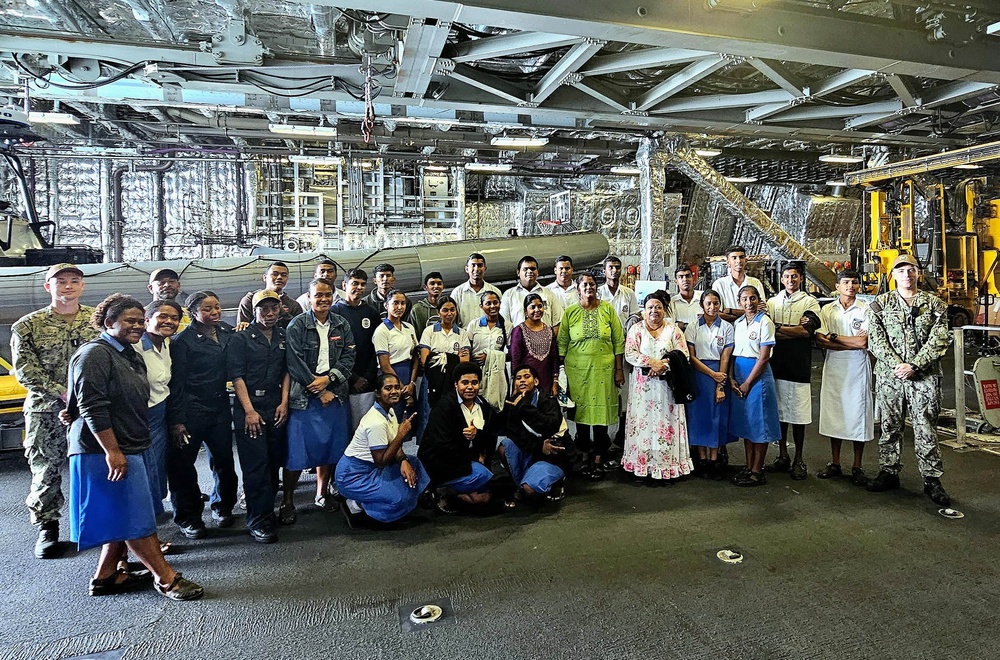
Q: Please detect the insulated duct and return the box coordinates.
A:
[661,135,838,293]
[111,161,174,262]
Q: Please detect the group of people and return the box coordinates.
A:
[10,243,953,601]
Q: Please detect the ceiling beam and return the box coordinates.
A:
[581,47,715,76]
[843,80,998,130]
[448,31,582,63]
[311,0,1000,82]
[650,89,793,114]
[746,68,875,122]
[772,100,903,122]
[567,76,630,112]
[635,56,731,112]
[886,74,919,107]
[748,59,804,96]
[437,61,525,104]
[531,38,605,105]
[393,18,452,99]
[1,67,963,148]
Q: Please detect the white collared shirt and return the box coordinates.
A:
[684,315,735,361]
[419,323,472,355]
[733,311,776,358]
[135,334,171,407]
[373,319,418,364]
[450,281,501,331]
[546,280,580,309]
[669,292,703,327]
[465,316,507,355]
[315,318,331,374]
[711,273,765,311]
[820,297,869,338]
[597,282,639,327]
[344,403,397,462]
[459,395,485,430]
[500,283,563,329]
[766,289,824,331]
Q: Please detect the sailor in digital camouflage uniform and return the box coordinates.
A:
[10,263,98,558]
[865,254,952,506]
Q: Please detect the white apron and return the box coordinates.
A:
[818,349,874,441]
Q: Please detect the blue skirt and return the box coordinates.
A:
[70,453,157,551]
[442,461,493,493]
[385,361,414,434]
[286,397,350,470]
[335,455,431,523]
[728,357,781,444]
[688,360,731,449]
[143,401,168,516]
[501,438,564,494]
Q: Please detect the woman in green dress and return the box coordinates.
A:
[557,272,625,480]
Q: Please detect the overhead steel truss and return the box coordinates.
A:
[1,0,998,151]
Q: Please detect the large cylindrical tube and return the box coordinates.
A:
[0,231,610,326]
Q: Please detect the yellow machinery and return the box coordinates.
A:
[865,177,1000,326]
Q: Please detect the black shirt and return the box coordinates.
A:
[227,322,287,411]
[67,335,150,456]
[167,322,235,425]
[332,300,381,392]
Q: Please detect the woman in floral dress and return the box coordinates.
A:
[622,291,693,482]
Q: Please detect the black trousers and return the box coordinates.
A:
[166,411,238,526]
[576,424,610,458]
[232,404,288,531]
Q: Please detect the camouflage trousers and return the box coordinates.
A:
[874,374,943,478]
[23,411,67,526]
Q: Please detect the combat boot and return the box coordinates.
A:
[923,477,951,507]
[865,470,900,492]
[34,520,60,559]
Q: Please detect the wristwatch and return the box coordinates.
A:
[828,333,839,341]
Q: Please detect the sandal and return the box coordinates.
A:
[89,569,151,596]
[435,497,458,515]
[279,501,297,525]
[546,482,566,502]
[156,573,204,601]
[504,489,524,510]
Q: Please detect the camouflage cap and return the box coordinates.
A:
[45,263,84,279]
[252,289,281,307]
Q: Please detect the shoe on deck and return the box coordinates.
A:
[924,477,951,507]
[816,463,842,479]
[851,467,868,487]
[765,455,791,473]
[790,461,808,480]
[866,471,900,492]
[34,521,61,559]
[177,521,207,539]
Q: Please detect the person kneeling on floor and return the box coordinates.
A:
[501,366,577,508]
[335,374,431,527]
[418,362,499,513]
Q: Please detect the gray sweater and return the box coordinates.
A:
[67,335,151,456]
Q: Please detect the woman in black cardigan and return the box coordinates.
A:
[418,362,498,513]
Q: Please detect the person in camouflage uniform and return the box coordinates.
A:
[10,263,98,558]
[865,254,952,506]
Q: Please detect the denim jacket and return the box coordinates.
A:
[285,309,355,410]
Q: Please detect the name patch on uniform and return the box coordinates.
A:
[362,318,371,329]
[255,389,266,397]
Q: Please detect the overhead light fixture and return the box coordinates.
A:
[825,180,847,186]
[424,165,449,171]
[819,153,864,164]
[954,163,982,170]
[490,136,549,148]
[28,112,79,125]
[465,162,513,172]
[694,148,722,157]
[288,155,343,166]
[725,176,758,183]
[268,123,338,137]
[610,166,641,175]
